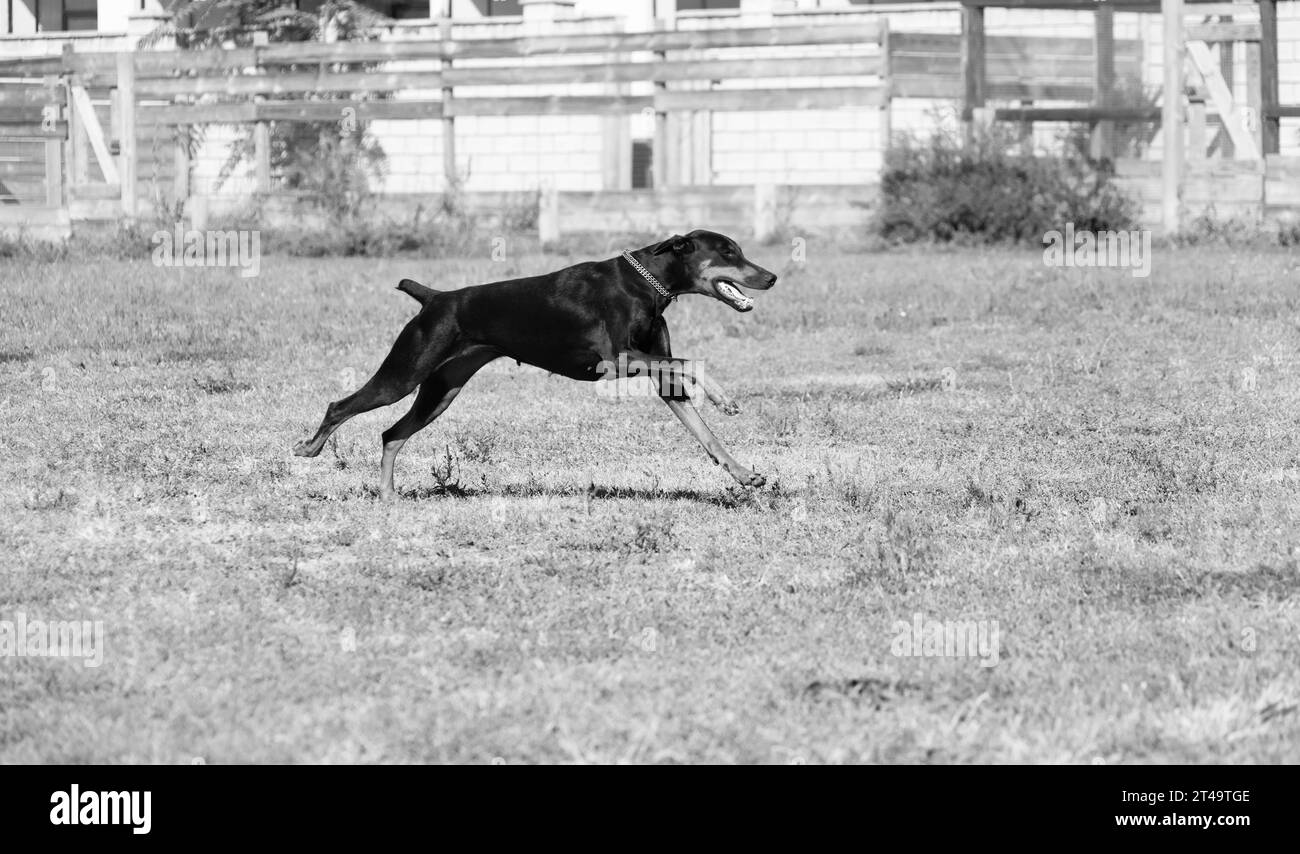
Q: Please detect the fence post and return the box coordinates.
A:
[61,44,88,190]
[1162,0,1183,233]
[252,31,271,194]
[1259,0,1279,155]
[879,19,892,161]
[1092,4,1116,160]
[601,16,632,190]
[960,3,985,143]
[43,75,64,209]
[116,52,137,218]
[439,7,457,194]
[652,3,675,188]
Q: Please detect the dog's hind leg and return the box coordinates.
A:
[378,345,499,500]
[293,310,457,458]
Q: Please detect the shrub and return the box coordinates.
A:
[1172,209,1300,248]
[877,123,1137,244]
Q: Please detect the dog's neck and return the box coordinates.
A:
[623,249,682,308]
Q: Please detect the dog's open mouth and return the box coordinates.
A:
[712,278,754,312]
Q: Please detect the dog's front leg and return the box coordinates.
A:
[661,398,765,488]
[632,322,763,488]
[622,347,740,416]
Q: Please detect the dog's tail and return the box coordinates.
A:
[397,278,441,307]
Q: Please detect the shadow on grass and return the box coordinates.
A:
[307,481,753,506]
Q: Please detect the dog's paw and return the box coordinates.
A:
[729,467,766,488]
[292,439,321,458]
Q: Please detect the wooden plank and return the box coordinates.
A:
[116,21,886,70]
[1186,40,1258,157]
[70,183,123,200]
[1259,0,1279,154]
[0,87,66,106]
[962,1,1243,9]
[657,87,884,112]
[0,105,53,123]
[135,71,444,98]
[137,102,257,125]
[1268,106,1300,118]
[260,99,443,122]
[449,22,885,59]
[448,94,652,117]
[891,52,1136,79]
[130,49,258,76]
[986,81,1095,101]
[893,76,1095,102]
[0,179,48,197]
[0,122,68,138]
[891,32,1143,60]
[0,160,47,177]
[69,85,120,185]
[1218,22,1234,158]
[258,42,436,66]
[994,106,1161,122]
[1185,21,1260,42]
[137,99,447,125]
[0,56,63,75]
[443,54,883,86]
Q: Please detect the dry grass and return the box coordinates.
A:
[2,243,1298,763]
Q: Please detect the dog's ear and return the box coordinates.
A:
[652,234,695,256]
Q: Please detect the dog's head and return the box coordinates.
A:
[651,230,776,313]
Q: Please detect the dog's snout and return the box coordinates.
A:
[765,271,778,287]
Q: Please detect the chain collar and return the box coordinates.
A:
[621,250,675,302]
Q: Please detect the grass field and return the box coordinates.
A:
[2,242,1298,764]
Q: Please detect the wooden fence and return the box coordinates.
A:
[1,19,889,237]
[1,10,1296,238]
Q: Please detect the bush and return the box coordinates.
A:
[1171,209,1300,248]
[878,123,1137,244]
